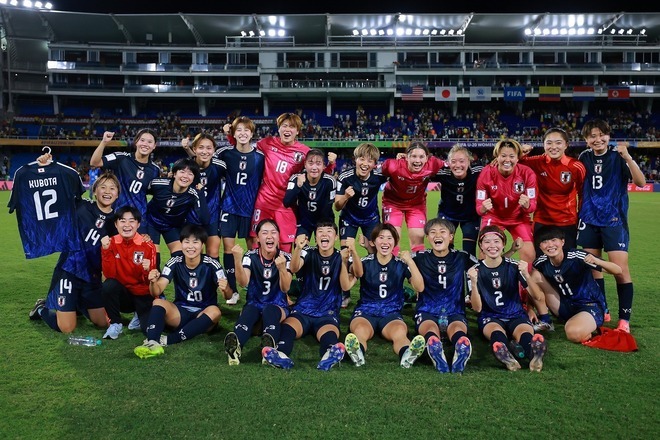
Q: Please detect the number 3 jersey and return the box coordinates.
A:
[473,258,527,320]
[161,254,226,310]
[242,249,291,310]
[8,161,84,259]
[355,254,412,317]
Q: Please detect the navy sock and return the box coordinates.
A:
[450,330,467,346]
[489,330,508,349]
[168,314,213,345]
[223,253,237,293]
[262,304,282,342]
[319,331,339,357]
[234,306,261,347]
[463,239,477,257]
[277,324,297,356]
[538,313,552,324]
[146,305,166,342]
[398,345,408,360]
[156,253,161,269]
[519,332,533,360]
[360,343,366,354]
[424,331,438,342]
[40,308,61,332]
[616,282,633,321]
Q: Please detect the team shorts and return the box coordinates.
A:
[480,217,534,242]
[414,311,467,333]
[204,212,219,237]
[382,203,427,229]
[577,221,629,252]
[478,314,532,336]
[557,300,605,328]
[288,310,340,336]
[145,223,180,245]
[534,222,577,255]
[250,204,297,245]
[339,217,380,242]
[440,216,481,242]
[350,309,404,333]
[219,211,251,239]
[46,268,104,312]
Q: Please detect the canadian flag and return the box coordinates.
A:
[435,86,457,101]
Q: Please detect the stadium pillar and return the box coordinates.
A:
[52,96,59,115]
[263,98,269,117]
[130,98,137,117]
[389,98,394,117]
[198,97,207,117]
[326,96,331,117]
[581,101,589,117]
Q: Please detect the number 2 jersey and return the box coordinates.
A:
[355,254,412,317]
[473,257,528,320]
[161,254,226,311]
[8,161,84,259]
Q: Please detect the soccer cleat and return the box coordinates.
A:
[143,335,168,347]
[134,340,164,359]
[224,332,241,366]
[400,335,426,368]
[344,333,365,367]
[492,341,521,371]
[226,292,240,305]
[262,347,294,370]
[427,336,450,373]
[529,334,548,372]
[616,319,630,334]
[103,323,123,340]
[533,320,555,332]
[317,343,346,371]
[508,340,526,360]
[127,313,141,330]
[451,336,473,374]
[29,298,46,320]
[341,295,351,309]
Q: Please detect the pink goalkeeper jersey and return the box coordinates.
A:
[381,156,444,208]
[476,163,537,225]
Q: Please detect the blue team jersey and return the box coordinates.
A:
[578,146,632,227]
[293,247,344,317]
[336,167,387,227]
[215,145,264,218]
[533,249,606,309]
[413,249,478,315]
[474,258,527,320]
[197,158,226,226]
[435,165,482,222]
[355,254,412,317]
[101,151,160,217]
[8,161,84,259]
[242,249,291,310]
[59,200,116,284]
[283,173,336,233]
[161,254,225,310]
[146,178,209,231]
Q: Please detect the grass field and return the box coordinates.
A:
[1,191,659,439]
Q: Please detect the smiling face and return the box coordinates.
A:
[427,224,453,256]
[115,213,139,240]
[479,233,505,259]
[373,229,396,257]
[543,132,568,160]
[181,235,204,260]
[193,138,215,165]
[93,176,119,211]
[304,153,325,182]
[585,127,610,155]
[406,147,429,173]
[257,221,280,256]
[173,167,195,191]
[315,226,337,255]
[278,120,299,146]
[449,150,470,179]
[355,155,376,179]
[496,146,519,176]
[539,237,565,259]
[234,122,253,147]
[134,132,156,159]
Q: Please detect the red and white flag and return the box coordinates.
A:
[435,86,457,101]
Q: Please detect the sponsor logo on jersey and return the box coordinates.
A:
[133,251,144,264]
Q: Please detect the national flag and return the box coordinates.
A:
[572,85,595,101]
[539,86,561,102]
[608,86,630,101]
[401,85,424,101]
[435,86,457,101]
[503,86,526,102]
[469,86,492,101]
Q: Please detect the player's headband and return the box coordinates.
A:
[478,231,506,244]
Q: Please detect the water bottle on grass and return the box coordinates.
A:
[67,336,101,346]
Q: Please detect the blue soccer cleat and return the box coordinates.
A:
[451,336,472,374]
[492,341,521,371]
[317,342,345,371]
[427,335,450,373]
[262,346,294,370]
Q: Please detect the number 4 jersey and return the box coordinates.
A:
[8,161,84,259]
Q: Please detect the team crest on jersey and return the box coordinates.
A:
[166,198,175,207]
[492,277,501,289]
[58,295,66,307]
[594,164,602,174]
[514,182,525,194]
[458,186,464,193]
[322,265,330,276]
[294,152,304,163]
[438,264,446,274]
[95,218,105,229]
[264,268,272,278]
[379,272,388,282]
[560,171,572,184]
[200,177,207,187]
[189,277,198,289]
[361,187,369,196]
[309,190,317,200]
[137,169,144,179]
[133,251,144,264]
[239,161,247,170]
[553,275,565,283]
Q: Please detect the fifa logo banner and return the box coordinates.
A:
[503,86,526,101]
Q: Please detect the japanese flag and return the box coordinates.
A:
[435,86,457,101]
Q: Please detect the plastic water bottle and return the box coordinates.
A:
[67,336,101,346]
[438,309,448,333]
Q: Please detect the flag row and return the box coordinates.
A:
[400,85,631,101]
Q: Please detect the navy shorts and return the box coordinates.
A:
[577,221,629,252]
[478,315,532,337]
[145,223,180,245]
[288,310,340,336]
[46,268,104,312]
[339,217,379,242]
[439,215,481,242]
[204,212,219,237]
[219,212,251,239]
[414,311,467,333]
[557,300,604,328]
[350,310,404,333]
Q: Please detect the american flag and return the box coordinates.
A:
[401,85,424,101]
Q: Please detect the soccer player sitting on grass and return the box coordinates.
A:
[344,223,426,368]
[531,226,622,343]
[262,221,357,371]
[412,218,478,373]
[134,225,232,359]
[223,219,292,365]
[467,226,547,372]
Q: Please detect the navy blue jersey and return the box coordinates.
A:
[355,254,412,317]
[101,151,160,217]
[215,145,264,218]
[578,146,632,227]
[146,179,209,231]
[242,249,291,310]
[293,247,344,317]
[533,249,606,309]
[59,200,116,284]
[435,165,482,222]
[8,161,84,259]
[474,258,528,320]
[413,249,478,316]
[336,168,387,227]
[284,173,336,233]
[197,158,226,227]
[161,254,225,310]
